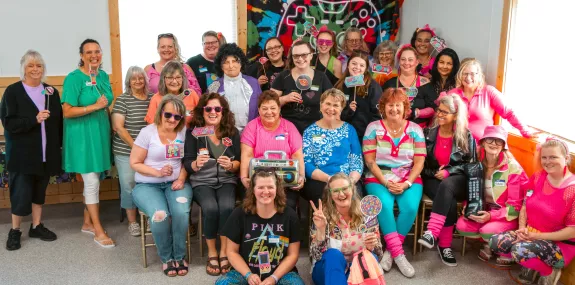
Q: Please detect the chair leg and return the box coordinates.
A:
[186,223,191,263]
[140,213,147,268]
[419,206,426,253]
[462,236,466,257]
[198,208,204,257]
[413,206,419,256]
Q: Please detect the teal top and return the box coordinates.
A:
[61,68,114,173]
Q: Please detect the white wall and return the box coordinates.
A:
[0,0,112,76]
[399,0,503,85]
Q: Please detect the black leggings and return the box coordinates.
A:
[193,184,236,239]
[423,175,467,227]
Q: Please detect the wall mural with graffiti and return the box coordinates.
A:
[246,0,401,60]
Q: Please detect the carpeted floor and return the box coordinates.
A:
[0,200,534,285]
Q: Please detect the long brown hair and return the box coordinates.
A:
[243,171,287,215]
[190,93,237,138]
[322,173,363,230]
[334,51,372,97]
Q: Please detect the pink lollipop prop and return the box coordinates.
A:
[360,195,382,233]
[259,57,269,76]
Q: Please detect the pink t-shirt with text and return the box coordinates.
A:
[241,117,302,159]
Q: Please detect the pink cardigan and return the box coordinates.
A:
[445,85,531,141]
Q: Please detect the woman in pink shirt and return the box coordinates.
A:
[445,59,533,141]
[489,138,575,285]
[240,91,305,210]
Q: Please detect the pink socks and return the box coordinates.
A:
[384,232,404,258]
[521,258,553,276]
[438,226,454,248]
[427,213,447,238]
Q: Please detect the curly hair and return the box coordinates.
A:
[258,37,285,76]
[214,43,248,78]
[286,41,314,70]
[342,27,363,54]
[372,40,398,65]
[430,48,460,94]
[190,93,237,139]
[378,88,411,119]
[243,170,287,214]
[334,51,372,98]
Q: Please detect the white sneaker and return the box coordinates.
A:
[128,222,141,237]
[380,250,393,271]
[394,254,415,278]
[537,268,561,285]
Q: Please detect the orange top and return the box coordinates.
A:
[144,92,199,128]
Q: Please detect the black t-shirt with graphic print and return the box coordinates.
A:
[186,54,217,95]
[222,207,300,279]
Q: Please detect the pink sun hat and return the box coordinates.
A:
[480,125,508,149]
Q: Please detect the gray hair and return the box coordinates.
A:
[158,61,188,96]
[202,31,227,45]
[432,94,470,153]
[154,94,187,132]
[20,50,46,81]
[123,66,150,95]
[373,40,398,64]
[342,27,362,52]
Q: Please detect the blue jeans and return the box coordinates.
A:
[132,181,193,263]
[114,155,136,209]
[312,249,348,285]
[216,270,305,285]
[365,182,422,235]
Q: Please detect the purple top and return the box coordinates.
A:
[208,74,262,129]
[22,83,46,162]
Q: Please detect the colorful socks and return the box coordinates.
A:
[427,213,447,238]
[521,258,553,276]
[384,232,404,258]
[438,226,454,248]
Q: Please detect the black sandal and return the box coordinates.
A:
[176,260,188,276]
[219,256,231,274]
[163,261,177,277]
[206,257,221,276]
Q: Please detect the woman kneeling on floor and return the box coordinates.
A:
[216,171,304,285]
[489,138,575,285]
[310,173,383,285]
[130,95,193,277]
[456,125,528,266]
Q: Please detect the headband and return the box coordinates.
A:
[416,24,437,37]
[396,43,414,62]
[538,136,570,155]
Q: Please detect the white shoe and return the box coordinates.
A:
[394,254,415,278]
[380,250,393,271]
[537,268,561,285]
[128,222,141,237]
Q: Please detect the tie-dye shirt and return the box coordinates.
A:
[362,120,426,184]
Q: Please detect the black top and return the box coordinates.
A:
[271,69,333,134]
[340,82,383,139]
[382,77,438,125]
[186,54,217,94]
[0,81,63,175]
[222,207,300,279]
[245,61,286,91]
[311,55,339,85]
[421,126,476,179]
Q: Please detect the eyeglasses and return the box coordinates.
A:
[292,53,311,60]
[203,40,219,46]
[165,76,183,82]
[163,112,183,121]
[203,106,223,113]
[379,51,394,57]
[463,72,478,78]
[484,138,505,146]
[317,39,333,46]
[265,45,283,52]
[346,39,361,44]
[158,33,174,39]
[330,185,352,194]
[436,108,455,116]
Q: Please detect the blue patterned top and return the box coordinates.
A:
[303,122,363,178]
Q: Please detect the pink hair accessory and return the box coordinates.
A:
[217,32,222,40]
[537,136,570,154]
[417,24,437,37]
[316,25,334,39]
[395,43,413,62]
[292,36,304,46]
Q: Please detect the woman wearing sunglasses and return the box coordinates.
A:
[145,33,202,96]
[312,26,342,85]
[246,37,286,91]
[208,43,261,133]
[145,61,199,129]
[131,95,192,277]
[382,44,438,128]
[271,41,332,134]
[183,93,241,276]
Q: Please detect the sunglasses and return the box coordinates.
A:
[158,33,174,39]
[484,138,505,146]
[203,106,223,113]
[329,185,352,194]
[163,112,183,121]
[317,39,333,46]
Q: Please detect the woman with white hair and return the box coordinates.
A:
[111,66,152,236]
[0,50,62,250]
[446,59,533,141]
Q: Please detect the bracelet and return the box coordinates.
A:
[84,106,87,113]
[405,180,413,187]
[244,272,252,279]
[271,274,278,283]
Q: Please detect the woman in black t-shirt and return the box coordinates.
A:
[246,37,286,91]
[216,171,304,285]
[271,41,332,134]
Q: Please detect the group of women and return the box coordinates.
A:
[0,24,572,285]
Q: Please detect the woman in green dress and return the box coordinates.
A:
[61,39,115,248]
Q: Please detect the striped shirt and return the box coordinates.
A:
[362,120,426,185]
[112,93,152,156]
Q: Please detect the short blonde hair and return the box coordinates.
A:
[20,50,46,81]
[320,88,346,107]
[456,59,485,89]
[154,95,186,132]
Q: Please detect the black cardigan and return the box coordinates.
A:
[421,126,476,179]
[340,81,383,139]
[0,81,63,175]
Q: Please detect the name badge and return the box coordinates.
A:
[199,67,208,73]
[85,81,93,86]
[526,190,534,197]
[376,130,385,136]
[312,135,322,143]
[268,235,280,244]
[310,85,319,91]
[275,134,286,140]
[494,180,506,187]
[186,109,192,117]
[344,94,350,101]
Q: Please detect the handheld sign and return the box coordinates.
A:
[371,64,392,75]
[403,87,418,102]
[303,21,319,37]
[359,195,382,233]
[259,57,269,76]
[295,74,312,91]
[191,125,215,138]
[43,86,54,111]
[89,67,97,86]
[430,36,447,57]
[219,137,233,158]
[344,74,365,88]
[165,143,184,159]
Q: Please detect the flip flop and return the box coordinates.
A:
[81,228,95,236]
[94,237,115,248]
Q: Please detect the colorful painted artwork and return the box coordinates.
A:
[246,0,401,60]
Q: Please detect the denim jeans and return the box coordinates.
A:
[132,181,193,263]
[216,270,305,285]
[114,154,136,209]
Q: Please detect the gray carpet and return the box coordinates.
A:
[0,201,529,284]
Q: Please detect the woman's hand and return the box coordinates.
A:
[261,277,276,285]
[363,232,378,251]
[280,92,302,105]
[247,273,262,285]
[171,179,185,190]
[349,101,357,112]
[434,166,446,180]
[387,181,404,195]
[158,164,173,177]
[196,154,210,169]
[241,177,251,189]
[469,211,491,224]
[513,228,537,244]
[310,200,327,232]
[257,75,269,86]
[36,110,50,123]
[291,176,304,191]
[217,156,233,171]
[92,95,108,110]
